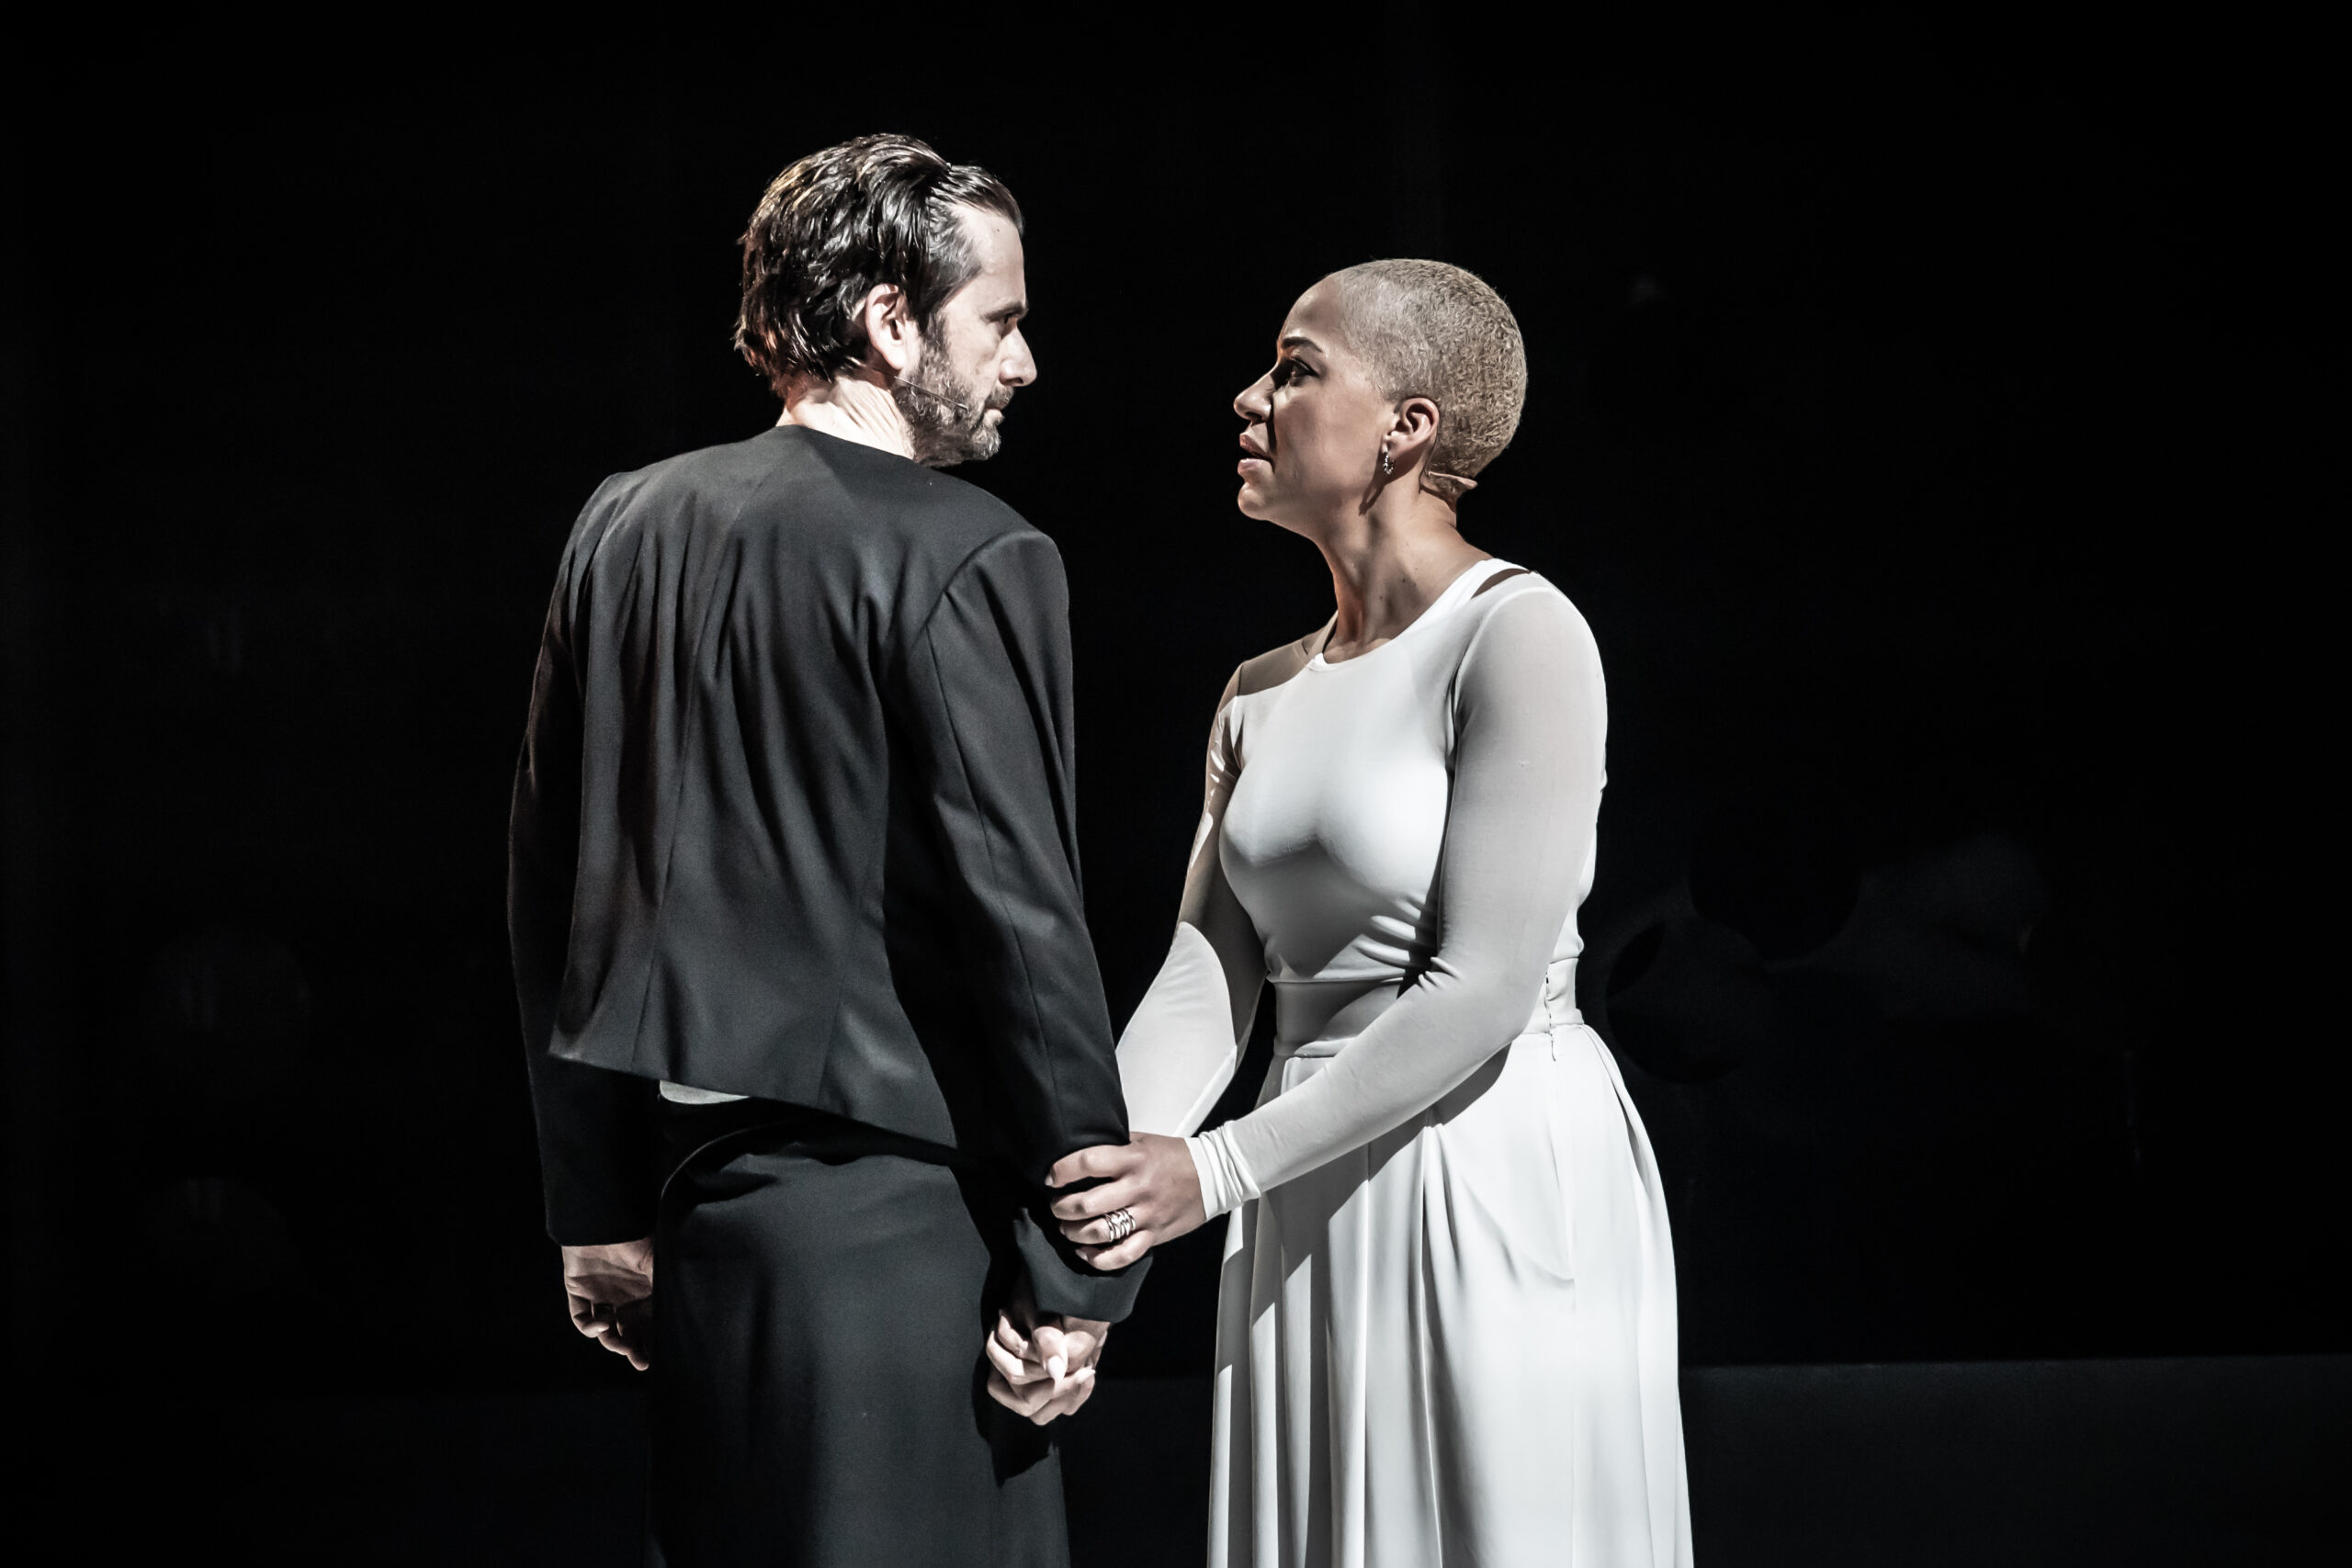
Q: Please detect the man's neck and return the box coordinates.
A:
[777,373,917,460]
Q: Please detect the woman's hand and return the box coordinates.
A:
[1048,1132,1207,1270]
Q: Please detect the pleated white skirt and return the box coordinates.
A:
[1207,1023,1693,1568]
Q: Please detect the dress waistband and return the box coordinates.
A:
[1273,957,1582,1059]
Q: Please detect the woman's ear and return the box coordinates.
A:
[858,283,919,378]
[1390,395,1442,469]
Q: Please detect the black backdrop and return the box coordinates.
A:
[4,17,2338,1405]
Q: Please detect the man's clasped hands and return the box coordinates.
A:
[560,1131,1208,1427]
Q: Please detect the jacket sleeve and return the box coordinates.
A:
[509,513,657,1247]
[899,529,1148,1321]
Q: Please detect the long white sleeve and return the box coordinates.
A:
[1189,590,1604,1211]
[1115,675,1267,1137]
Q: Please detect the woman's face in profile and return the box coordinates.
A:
[1234,283,1396,532]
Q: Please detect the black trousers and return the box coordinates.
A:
[649,1102,1068,1568]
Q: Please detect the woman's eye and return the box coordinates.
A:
[1272,359,1310,388]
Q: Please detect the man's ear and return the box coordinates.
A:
[858,283,920,378]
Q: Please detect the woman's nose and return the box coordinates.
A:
[1234,376,1272,421]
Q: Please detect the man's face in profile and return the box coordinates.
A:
[898,207,1036,466]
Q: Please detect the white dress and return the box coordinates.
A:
[1116,558,1692,1568]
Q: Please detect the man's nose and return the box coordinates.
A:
[1002,328,1037,388]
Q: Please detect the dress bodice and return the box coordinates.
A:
[1217,559,1596,1047]
[1114,554,1610,1206]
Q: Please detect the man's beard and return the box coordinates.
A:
[891,351,1006,468]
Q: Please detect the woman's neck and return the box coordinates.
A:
[1315,498,1490,663]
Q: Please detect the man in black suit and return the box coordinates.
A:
[508,134,1144,1567]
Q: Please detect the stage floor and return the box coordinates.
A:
[12,1357,2344,1563]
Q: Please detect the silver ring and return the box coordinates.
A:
[1105,1207,1136,1242]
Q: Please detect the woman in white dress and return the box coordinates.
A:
[1046,261,1692,1566]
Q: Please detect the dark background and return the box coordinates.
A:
[4,13,2340,1426]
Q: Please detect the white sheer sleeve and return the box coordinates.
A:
[1115,671,1267,1136]
[1187,588,1605,1213]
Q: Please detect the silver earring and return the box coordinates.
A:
[1379,446,1394,478]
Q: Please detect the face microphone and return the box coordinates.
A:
[888,368,978,422]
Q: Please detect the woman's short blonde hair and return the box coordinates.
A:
[1329,260,1527,502]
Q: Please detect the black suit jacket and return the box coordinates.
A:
[510,424,1143,1320]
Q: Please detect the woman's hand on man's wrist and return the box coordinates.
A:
[1047,1132,1208,1271]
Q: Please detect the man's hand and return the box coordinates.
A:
[1048,1133,1205,1271]
[562,1237,654,1371]
[983,1274,1108,1425]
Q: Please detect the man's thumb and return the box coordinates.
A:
[1034,1322,1069,1382]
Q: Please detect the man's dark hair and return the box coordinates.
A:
[734,134,1023,395]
